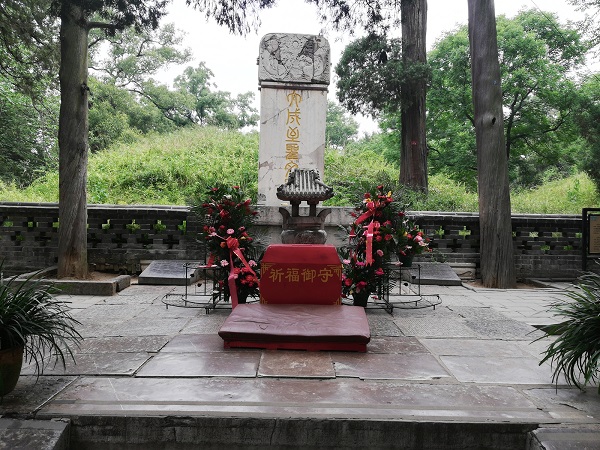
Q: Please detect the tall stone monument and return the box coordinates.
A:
[257,33,330,206]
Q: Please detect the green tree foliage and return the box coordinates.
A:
[87,78,145,152]
[569,0,600,53]
[325,101,359,148]
[0,0,59,100]
[86,25,259,152]
[335,32,430,189]
[336,34,405,119]
[174,63,259,128]
[573,74,600,190]
[89,23,192,87]
[89,23,259,135]
[86,23,192,143]
[0,1,60,185]
[0,81,59,185]
[427,10,587,190]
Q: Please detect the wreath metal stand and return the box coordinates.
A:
[371,263,441,314]
[161,262,228,314]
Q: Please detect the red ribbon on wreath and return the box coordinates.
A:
[355,201,380,266]
[355,200,377,225]
[224,236,256,309]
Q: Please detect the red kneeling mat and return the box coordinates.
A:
[218,304,370,352]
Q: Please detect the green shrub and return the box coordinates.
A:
[511,173,599,214]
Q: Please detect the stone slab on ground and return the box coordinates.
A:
[0,418,70,450]
[403,262,463,286]
[138,260,203,285]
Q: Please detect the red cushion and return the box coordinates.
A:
[259,244,342,305]
[218,304,370,345]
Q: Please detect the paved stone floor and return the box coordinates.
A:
[1,281,599,448]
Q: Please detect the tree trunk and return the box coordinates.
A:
[467,0,516,288]
[400,0,428,193]
[57,4,89,279]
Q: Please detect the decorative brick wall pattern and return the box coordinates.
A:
[0,203,590,279]
[1,203,191,275]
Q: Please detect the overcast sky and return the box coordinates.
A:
[161,0,586,132]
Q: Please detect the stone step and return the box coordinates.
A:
[50,415,538,450]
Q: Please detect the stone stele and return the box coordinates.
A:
[257,33,331,206]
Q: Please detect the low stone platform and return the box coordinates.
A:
[16,266,130,296]
[138,260,203,286]
[402,262,463,286]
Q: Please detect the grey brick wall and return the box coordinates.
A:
[0,202,593,279]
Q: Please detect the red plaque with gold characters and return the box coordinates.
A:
[260,244,342,305]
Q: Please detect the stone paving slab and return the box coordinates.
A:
[0,376,76,416]
[117,284,176,296]
[136,352,261,377]
[107,317,193,336]
[524,388,600,419]
[440,355,556,384]
[465,318,543,340]
[258,351,335,378]
[394,316,479,338]
[180,313,228,334]
[530,426,600,450]
[366,314,404,336]
[159,333,227,353]
[74,336,169,354]
[332,352,451,380]
[368,336,431,354]
[420,338,534,358]
[22,353,152,377]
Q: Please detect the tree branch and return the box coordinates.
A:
[87,21,119,32]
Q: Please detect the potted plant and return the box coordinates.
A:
[191,184,264,304]
[0,268,82,396]
[537,270,600,393]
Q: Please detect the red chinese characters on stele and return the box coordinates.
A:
[259,244,342,305]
